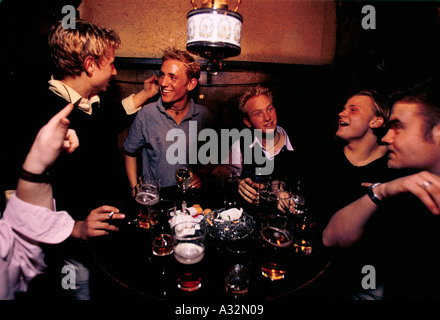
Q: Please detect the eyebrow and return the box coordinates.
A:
[250,104,274,113]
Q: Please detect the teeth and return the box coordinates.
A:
[339,121,349,126]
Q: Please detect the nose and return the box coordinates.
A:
[159,75,169,87]
[263,111,271,122]
[381,129,394,144]
[112,65,117,76]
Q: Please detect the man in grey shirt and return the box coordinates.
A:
[123,48,213,189]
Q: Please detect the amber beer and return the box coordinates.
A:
[292,210,315,255]
[260,215,293,280]
[172,221,206,292]
[150,200,176,256]
[152,233,173,256]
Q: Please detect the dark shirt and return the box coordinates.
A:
[38,89,133,220]
[311,140,401,297]
[382,194,440,299]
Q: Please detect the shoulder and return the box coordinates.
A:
[136,101,162,121]
[193,103,212,116]
[138,100,160,114]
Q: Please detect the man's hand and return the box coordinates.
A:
[374,171,440,215]
[71,205,125,240]
[22,103,79,174]
[238,178,261,203]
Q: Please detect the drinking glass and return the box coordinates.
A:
[149,200,176,256]
[291,180,305,213]
[224,241,251,298]
[292,209,315,255]
[251,173,270,205]
[135,178,160,205]
[135,178,160,229]
[175,167,193,198]
[172,221,206,292]
[223,173,239,207]
[260,214,293,280]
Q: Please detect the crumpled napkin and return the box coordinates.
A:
[217,208,243,221]
[169,214,201,237]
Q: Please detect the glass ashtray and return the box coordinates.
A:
[201,208,255,241]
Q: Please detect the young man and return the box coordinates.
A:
[123,48,213,190]
[44,20,158,216]
[322,79,440,299]
[34,19,151,299]
[310,89,394,299]
[1,103,124,299]
[211,86,296,203]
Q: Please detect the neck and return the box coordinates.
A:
[165,98,190,113]
[165,99,190,125]
[263,130,281,150]
[62,75,93,99]
[344,136,387,166]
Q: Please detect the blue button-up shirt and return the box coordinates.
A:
[124,98,213,187]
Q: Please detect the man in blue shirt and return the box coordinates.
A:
[124,48,213,189]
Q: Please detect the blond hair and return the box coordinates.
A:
[161,47,201,81]
[239,86,274,118]
[49,19,121,79]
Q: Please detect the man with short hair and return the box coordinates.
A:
[323,78,440,299]
[211,86,296,203]
[123,47,213,190]
[36,19,155,299]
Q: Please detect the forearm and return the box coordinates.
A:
[322,194,379,248]
[15,156,54,210]
[131,90,153,109]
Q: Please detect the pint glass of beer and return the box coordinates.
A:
[260,214,293,280]
[172,221,206,292]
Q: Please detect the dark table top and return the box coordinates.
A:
[89,184,333,300]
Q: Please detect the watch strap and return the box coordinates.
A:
[367,182,382,206]
[19,168,50,183]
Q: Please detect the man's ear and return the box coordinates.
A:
[370,117,384,129]
[84,56,95,76]
[187,78,198,92]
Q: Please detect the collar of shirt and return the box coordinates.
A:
[48,77,100,115]
[156,97,199,121]
[249,126,294,159]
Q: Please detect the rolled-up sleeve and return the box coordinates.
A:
[0,193,74,299]
[123,111,147,154]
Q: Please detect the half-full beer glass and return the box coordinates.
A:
[172,221,206,292]
[260,214,293,280]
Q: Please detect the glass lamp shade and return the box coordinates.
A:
[186,7,242,61]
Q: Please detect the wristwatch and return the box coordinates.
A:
[367,182,382,206]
